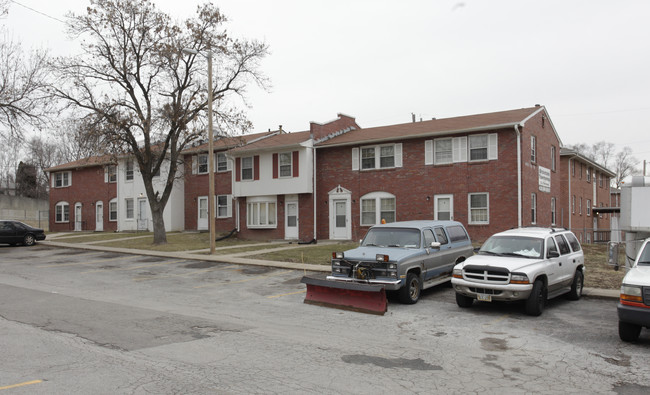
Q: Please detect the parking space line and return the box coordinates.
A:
[38,255,132,268]
[193,270,290,289]
[132,265,239,282]
[266,290,306,299]
[0,380,43,390]
[81,259,188,274]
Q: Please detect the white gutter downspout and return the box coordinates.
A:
[514,125,522,228]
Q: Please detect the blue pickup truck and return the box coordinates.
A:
[327,220,474,304]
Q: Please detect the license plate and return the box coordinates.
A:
[477,293,492,302]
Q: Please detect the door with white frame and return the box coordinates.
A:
[328,185,352,240]
[95,202,104,231]
[74,203,82,231]
[285,199,299,239]
[434,194,454,221]
[197,196,208,230]
[137,198,148,231]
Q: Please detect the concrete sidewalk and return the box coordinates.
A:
[40,239,619,300]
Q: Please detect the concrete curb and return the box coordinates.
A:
[39,240,620,299]
[40,240,331,273]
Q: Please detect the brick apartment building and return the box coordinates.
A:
[46,105,615,244]
[559,148,616,243]
[315,106,564,242]
[47,155,118,232]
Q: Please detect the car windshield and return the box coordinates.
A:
[361,228,420,248]
[637,243,650,265]
[479,236,543,259]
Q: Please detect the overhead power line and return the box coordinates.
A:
[9,0,65,24]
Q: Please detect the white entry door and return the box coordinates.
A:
[332,200,349,239]
[197,196,208,230]
[74,203,82,231]
[285,201,299,239]
[137,198,148,231]
[95,202,104,231]
[434,194,454,221]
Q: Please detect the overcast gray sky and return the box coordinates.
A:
[4,0,650,167]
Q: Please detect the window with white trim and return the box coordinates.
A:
[586,199,591,216]
[551,197,556,225]
[241,156,253,180]
[247,197,277,228]
[126,160,134,181]
[279,152,292,177]
[53,171,71,188]
[468,193,489,224]
[125,198,134,219]
[551,146,556,172]
[434,138,452,165]
[469,135,488,161]
[217,195,232,218]
[106,165,117,183]
[359,144,400,170]
[109,199,118,221]
[360,192,396,226]
[55,202,69,223]
[587,167,591,182]
[531,135,537,163]
[531,193,537,224]
[197,154,208,174]
[572,195,576,214]
[217,153,229,172]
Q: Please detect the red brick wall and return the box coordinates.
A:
[560,156,612,243]
[49,166,117,232]
[183,153,236,233]
[519,112,562,229]
[315,111,562,242]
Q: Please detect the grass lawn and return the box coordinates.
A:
[582,243,626,290]
[248,242,360,265]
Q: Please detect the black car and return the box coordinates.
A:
[0,220,46,246]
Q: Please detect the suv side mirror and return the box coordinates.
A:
[547,250,559,258]
[430,241,441,249]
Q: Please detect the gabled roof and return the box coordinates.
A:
[46,154,115,172]
[315,106,546,148]
[560,148,616,177]
[182,130,276,155]
[229,131,312,155]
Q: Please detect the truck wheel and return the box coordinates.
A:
[619,321,641,342]
[456,292,474,308]
[525,280,546,316]
[399,272,421,304]
[566,270,583,301]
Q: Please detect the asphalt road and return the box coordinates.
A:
[1,244,649,394]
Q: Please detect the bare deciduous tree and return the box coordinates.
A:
[51,0,269,244]
[569,141,639,188]
[0,33,52,140]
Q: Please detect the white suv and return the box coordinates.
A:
[452,227,584,316]
[618,237,650,342]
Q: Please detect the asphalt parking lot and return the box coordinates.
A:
[1,244,650,394]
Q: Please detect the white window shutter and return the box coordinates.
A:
[227,194,233,218]
[453,136,468,163]
[226,156,232,171]
[68,171,72,187]
[424,140,433,165]
[52,174,56,188]
[488,133,498,160]
[352,147,359,171]
[104,167,108,183]
[394,143,403,167]
[192,155,197,174]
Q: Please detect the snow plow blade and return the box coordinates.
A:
[300,276,387,315]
